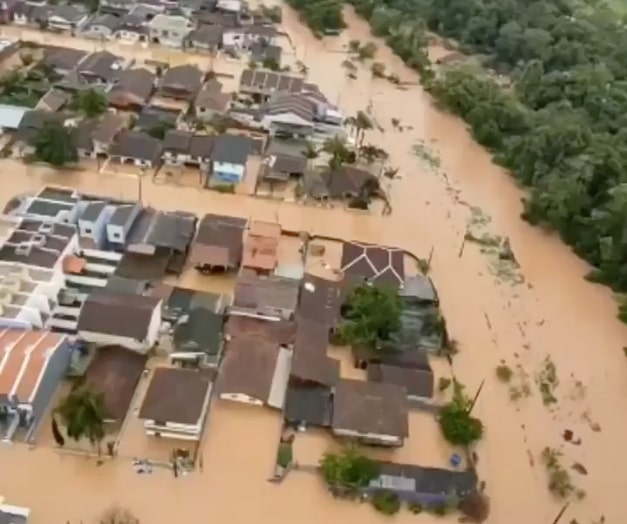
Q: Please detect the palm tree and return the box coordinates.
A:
[301,141,319,168]
[56,386,107,454]
[322,136,351,170]
[100,506,140,524]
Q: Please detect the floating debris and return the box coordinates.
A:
[412,139,441,172]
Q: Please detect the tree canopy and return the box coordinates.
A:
[285,0,345,36]
[99,506,140,524]
[338,283,402,349]
[76,88,108,118]
[438,381,484,446]
[56,386,107,451]
[319,445,380,489]
[349,0,627,322]
[33,121,78,167]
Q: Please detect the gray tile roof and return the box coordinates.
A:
[110,131,162,163]
[211,134,253,165]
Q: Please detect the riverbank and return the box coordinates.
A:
[0,3,625,524]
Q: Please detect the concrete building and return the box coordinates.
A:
[0,329,73,443]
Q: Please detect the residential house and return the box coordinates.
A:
[114,14,149,43]
[318,165,379,201]
[138,367,212,440]
[108,68,155,110]
[222,25,276,50]
[366,462,478,506]
[208,134,253,186]
[250,41,282,65]
[179,0,214,17]
[284,385,334,429]
[259,138,308,190]
[148,13,195,48]
[125,207,196,257]
[188,134,215,168]
[340,240,405,289]
[367,363,434,401]
[0,0,21,24]
[109,131,163,168]
[290,318,339,388]
[100,0,135,15]
[16,2,50,26]
[36,88,71,112]
[77,51,125,86]
[105,202,142,248]
[154,65,202,109]
[215,336,291,408]
[0,329,73,442]
[239,69,303,103]
[195,11,238,28]
[171,308,224,367]
[0,500,30,523]
[194,80,230,120]
[78,200,111,249]
[241,220,280,274]
[47,4,89,32]
[12,2,36,26]
[81,13,121,40]
[331,378,409,447]
[156,284,226,322]
[296,273,343,327]
[0,104,29,133]
[189,213,246,272]
[215,0,242,15]
[135,105,181,133]
[84,346,147,422]
[74,113,126,159]
[42,47,87,76]
[230,271,300,321]
[224,316,296,346]
[186,24,223,53]
[261,93,316,138]
[400,274,439,307]
[162,129,193,166]
[77,291,162,353]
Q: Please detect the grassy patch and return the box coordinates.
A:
[536,356,559,406]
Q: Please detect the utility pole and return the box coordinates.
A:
[550,503,569,524]
[468,379,485,415]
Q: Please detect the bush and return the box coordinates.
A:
[371,490,400,515]
[438,382,484,445]
[495,364,513,383]
[408,502,422,514]
[438,377,452,392]
[212,184,235,194]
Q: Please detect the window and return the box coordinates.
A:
[84,227,92,235]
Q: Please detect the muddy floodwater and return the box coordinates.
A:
[1,4,627,524]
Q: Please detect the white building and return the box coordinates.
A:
[76,291,162,353]
[138,367,212,441]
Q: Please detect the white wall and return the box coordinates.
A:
[80,248,123,262]
[65,274,108,287]
[333,428,402,445]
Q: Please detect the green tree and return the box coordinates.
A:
[76,88,108,118]
[320,445,379,489]
[322,135,351,169]
[370,61,386,78]
[372,490,401,515]
[346,110,373,147]
[438,381,484,446]
[56,386,107,452]
[285,0,345,36]
[338,282,402,349]
[147,120,175,139]
[262,57,280,71]
[33,121,78,167]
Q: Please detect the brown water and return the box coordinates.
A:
[1,5,626,523]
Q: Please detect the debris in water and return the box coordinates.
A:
[411,139,441,172]
[571,463,588,475]
[536,356,559,406]
[563,429,573,442]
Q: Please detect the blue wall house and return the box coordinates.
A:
[208,134,253,187]
[0,330,73,443]
[364,462,478,507]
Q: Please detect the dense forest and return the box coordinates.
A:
[285,0,345,36]
[290,0,627,322]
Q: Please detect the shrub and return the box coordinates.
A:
[438,377,452,392]
[495,364,513,383]
[371,490,400,515]
[212,184,235,194]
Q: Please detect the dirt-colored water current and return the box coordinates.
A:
[0,4,625,524]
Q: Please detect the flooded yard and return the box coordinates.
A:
[0,0,624,523]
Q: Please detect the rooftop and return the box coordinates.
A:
[367,363,434,399]
[290,319,339,387]
[233,272,300,314]
[224,316,295,346]
[0,329,68,404]
[341,241,405,288]
[189,213,247,268]
[239,69,304,94]
[139,367,212,424]
[173,308,223,356]
[84,346,147,420]
[297,273,344,326]
[332,378,409,438]
[77,291,160,340]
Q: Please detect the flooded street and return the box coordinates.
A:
[1,4,626,524]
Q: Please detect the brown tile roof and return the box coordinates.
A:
[139,367,212,424]
[249,220,281,239]
[340,241,405,288]
[0,329,67,404]
[215,337,279,402]
[242,234,278,271]
[62,255,86,274]
[233,272,300,313]
[77,291,161,340]
[297,273,344,326]
[332,378,409,438]
[85,346,147,420]
[320,165,378,199]
[91,112,126,145]
[109,68,155,105]
[367,364,434,399]
[224,316,296,346]
[291,319,338,387]
[195,85,230,112]
[190,213,247,268]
